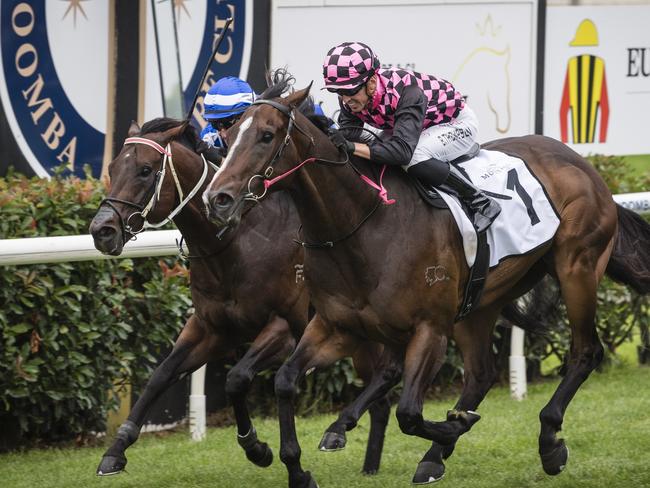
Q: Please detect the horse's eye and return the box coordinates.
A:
[261,131,274,143]
[139,166,153,177]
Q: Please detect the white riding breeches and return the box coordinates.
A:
[403,105,479,169]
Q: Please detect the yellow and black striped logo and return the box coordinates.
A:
[560,20,609,144]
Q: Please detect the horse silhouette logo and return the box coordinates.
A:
[453,15,512,135]
[559,19,610,144]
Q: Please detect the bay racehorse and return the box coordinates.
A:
[89,117,394,477]
[203,77,650,487]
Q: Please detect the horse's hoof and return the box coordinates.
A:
[362,459,380,475]
[540,439,569,475]
[291,471,319,488]
[412,460,445,484]
[446,409,481,431]
[245,441,273,468]
[96,454,127,476]
[318,431,346,451]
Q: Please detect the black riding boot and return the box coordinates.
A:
[407,158,501,233]
[443,167,501,233]
[406,157,450,187]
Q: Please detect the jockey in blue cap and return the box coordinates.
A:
[200,76,256,151]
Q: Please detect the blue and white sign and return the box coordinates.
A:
[0,1,256,179]
[0,0,109,178]
[144,0,253,133]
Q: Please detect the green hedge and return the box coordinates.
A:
[0,168,190,446]
[0,153,647,447]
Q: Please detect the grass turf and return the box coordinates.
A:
[2,356,649,488]
[623,154,650,178]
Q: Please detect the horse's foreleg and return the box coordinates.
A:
[226,315,296,468]
[395,320,452,440]
[397,320,482,484]
[413,308,500,484]
[97,315,219,476]
[276,314,359,488]
[319,343,402,475]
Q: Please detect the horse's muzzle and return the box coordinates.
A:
[203,189,240,229]
[89,207,124,256]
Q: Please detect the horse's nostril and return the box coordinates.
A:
[213,192,234,208]
[97,226,116,239]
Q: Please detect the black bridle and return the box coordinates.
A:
[243,99,316,202]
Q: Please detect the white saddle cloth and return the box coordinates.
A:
[436,149,561,268]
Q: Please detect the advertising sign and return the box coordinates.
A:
[544,6,650,155]
[0,0,266,178]
[0,0,109,177]
[271,1,537,142]
[143,0,254,131]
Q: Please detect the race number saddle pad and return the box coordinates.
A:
[437,149,561,268]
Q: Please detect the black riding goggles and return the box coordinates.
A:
[326,83,365,97]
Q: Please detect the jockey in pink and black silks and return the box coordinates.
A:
[323,41,501,233]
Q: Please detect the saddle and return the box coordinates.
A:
[410,143,481,209]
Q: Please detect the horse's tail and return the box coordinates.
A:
[605,204,650,294]
[501,301,551,336]
[500,277,560,336]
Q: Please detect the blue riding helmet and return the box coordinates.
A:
[313,103,326,117]
[203,76,256,120]
[312,102,337,129]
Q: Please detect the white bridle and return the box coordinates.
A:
[119,136,214,233]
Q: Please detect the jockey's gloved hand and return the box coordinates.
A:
[200,146,225,166]
[328,129,355,155]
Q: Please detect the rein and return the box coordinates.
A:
[293,197,382,249]
[175,232,236,261]
[242,100,395,248]
[100,136,212,242]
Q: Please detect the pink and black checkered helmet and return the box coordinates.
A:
[322,42,380,90]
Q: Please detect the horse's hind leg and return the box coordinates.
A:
[362,395,392,474]
[413,307,500,484]
[319,343,402,475]
[226,315,296,468]
[359,346,402,475]
[538,237,612,475]
[97,315,219,476]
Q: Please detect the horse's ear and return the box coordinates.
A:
[161,120,189,142]
[128,120,140,137]
[286,82,313,109]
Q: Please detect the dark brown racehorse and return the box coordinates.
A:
[89,117,393,477]
[203,78,650,487]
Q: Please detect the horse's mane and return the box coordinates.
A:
[140,117,206,152]
[259,67,296,100]
[260,68,334,135]
[302,100,334,135]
